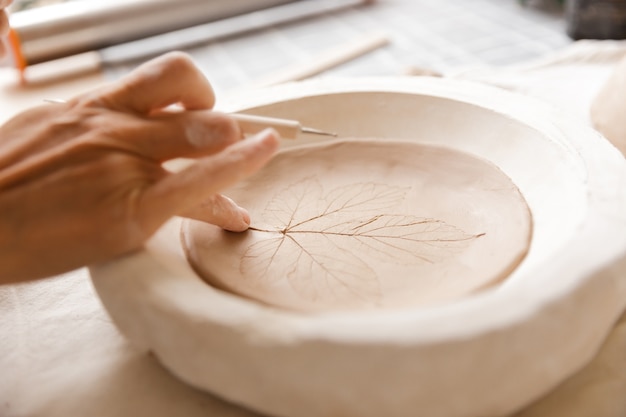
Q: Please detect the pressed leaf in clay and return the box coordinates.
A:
[242,178,483,304]
[182,140,532,312]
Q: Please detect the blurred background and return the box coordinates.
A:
[6,0,625,94]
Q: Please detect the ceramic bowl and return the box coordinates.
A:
[91,78,626,417]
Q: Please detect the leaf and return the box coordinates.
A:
[242,178,483,305]
[241,233,379,305]
[316,214,483,264]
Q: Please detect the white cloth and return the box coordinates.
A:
[0,270,259,417]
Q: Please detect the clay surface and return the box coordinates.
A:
[591,56,626,157]
[91,79,626,417]
[182,140,532,312]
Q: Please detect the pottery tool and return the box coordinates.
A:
[231,113,337,139]
[3,0,376,72]
[43,99,335,139]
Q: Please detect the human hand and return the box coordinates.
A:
[0,52,280,283]
[0,0,12,58]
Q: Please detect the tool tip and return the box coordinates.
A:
[301,126,338,137]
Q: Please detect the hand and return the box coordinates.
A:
[0,0,12,58]
[0,52,280,283]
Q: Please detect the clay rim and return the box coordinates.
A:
[92,77,626,345]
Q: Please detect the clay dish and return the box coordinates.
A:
[90,78,626,417]
[182,140,532,312]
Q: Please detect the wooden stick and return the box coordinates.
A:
[246,32,390,89]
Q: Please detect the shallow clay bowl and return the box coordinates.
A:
[182,139,532,313]
[91,78,626,417]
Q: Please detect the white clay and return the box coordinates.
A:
[591,56,626,157]
[91,78,626,417]
[182,140,532,312]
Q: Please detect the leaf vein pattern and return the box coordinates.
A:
[242,179,484,303]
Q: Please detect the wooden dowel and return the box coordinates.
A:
[245,32,390,89]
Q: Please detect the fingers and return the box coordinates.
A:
[64,52,234,161]
[0,11,7,35]
[1,0,12,56]
[181,194,250,232]
[139,128,280,231]
[98,52,215,114]
[121,110,242,162]
[0,12,9,58]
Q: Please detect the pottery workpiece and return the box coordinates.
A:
[91,78,626,417]
[591,56,626,157]
[182,140,532,312]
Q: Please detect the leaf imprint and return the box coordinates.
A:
[242,178,484,304]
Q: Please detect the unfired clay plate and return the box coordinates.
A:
[182,140,531,312]
[90,78,626,417]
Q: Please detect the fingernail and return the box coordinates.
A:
[185,119,215,149]
[185,112,240,150]
[246,129,280,159]
[251,128,280,146]
[239,206,251,226]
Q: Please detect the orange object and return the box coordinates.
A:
[7,28,26,71]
